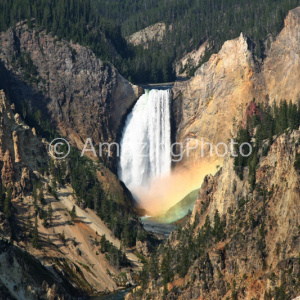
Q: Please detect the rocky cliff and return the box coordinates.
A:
[175,40,209,77]
[0,20,144,220]
[127,22,171,48]
[0,237,77,300]
[172,7,300,167]
[130,127,300,300]
[0,90,47,198]
[0,21,143,167]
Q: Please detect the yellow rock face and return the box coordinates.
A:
[172,7,300,168]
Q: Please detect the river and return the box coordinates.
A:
[141,216,176,238]
[91,288,131,300]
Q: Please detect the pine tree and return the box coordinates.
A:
[161,247,173,285]
[58,231,66,246]
[4,187,13,221]
[212,210,225,242]
[204,215,212,241]
[47,204,53,227]
[38,187,45,204]
[26,215,33,237]
[70,205,76,222]
[32,216,39,248]
[100,234,107,253]
[0,185,5,212]
[149,250,159,280]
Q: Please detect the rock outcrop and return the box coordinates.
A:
[186,129,300,299]
[172,32,262,165]
[172,7,300,166]
[175,40,209,77]
[127,22,171,48]
[0,22,142,218]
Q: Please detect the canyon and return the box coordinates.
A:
[0,4,299,300]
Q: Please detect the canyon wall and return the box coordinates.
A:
[0,22,143,166]
[0,90,142,298]
[172,7,300,167]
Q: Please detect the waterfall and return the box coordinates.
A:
[118,89,172,197]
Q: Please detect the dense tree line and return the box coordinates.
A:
[1,0,299,83]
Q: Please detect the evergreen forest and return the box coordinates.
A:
[0,0,299,82]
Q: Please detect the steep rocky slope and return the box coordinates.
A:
[129,127,300,300]
[172,7,300,167]
[0,238,77,300]
[0,90,143,298]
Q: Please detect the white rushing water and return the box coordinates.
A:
[118,89,172,197]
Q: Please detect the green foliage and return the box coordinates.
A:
[160,246,173,285]
[19,96,142,249]
[0,0,120,64]
[234,126,251,180]
[19,100,57,141]
[16,51,41,84]
[149,250,159,280]
[47,204,53,227]
[1,0,298,83]
[294,153,300,171]
[26,215,33,237]
[69,205,77,222]
[94,0,299,82]
[1,186,16,237]
[54,147,140,247]
[212,210,225,242]
[32,216,39,248]
[38,188,46,205]
[274,285,288,300]
[139,263,150,291]
[231,279,238,300]
[134,250,147,264]
[57,231,66,246]
[257,222,267,269]
[204,215,212,239]
[3,187,13,220]
[0,185,5,212]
